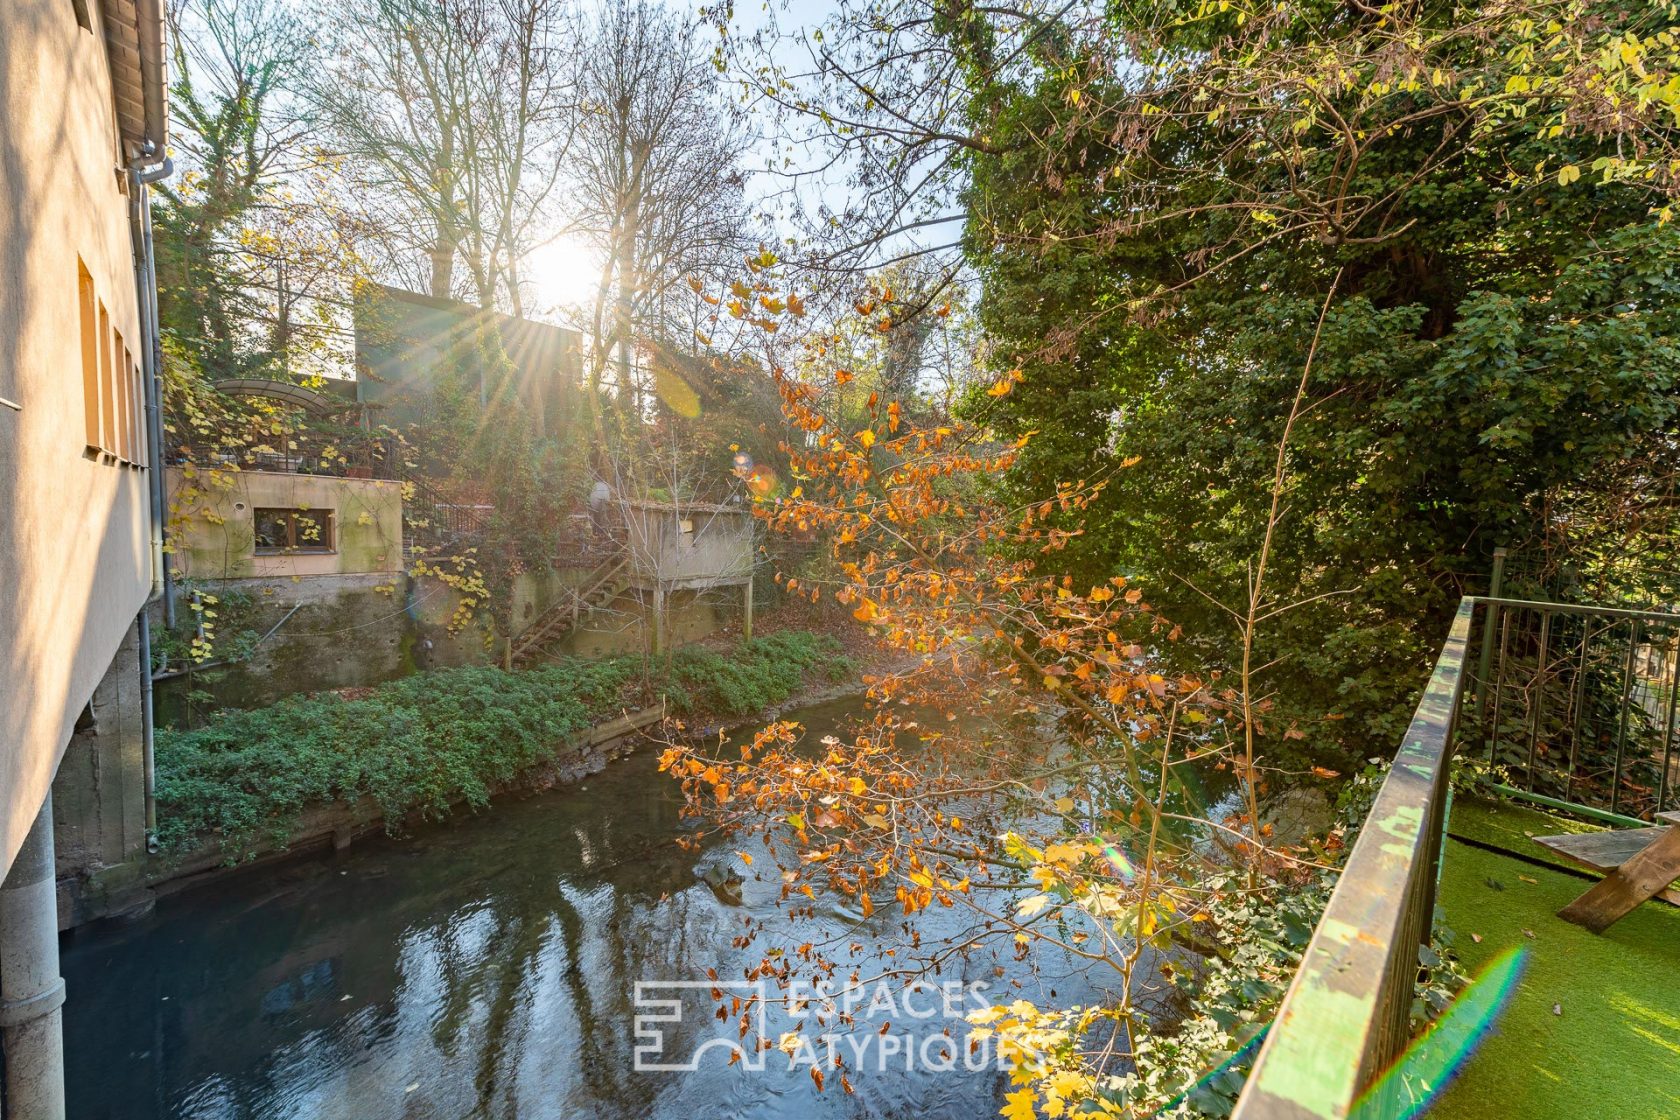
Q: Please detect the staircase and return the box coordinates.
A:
[509,552,633,667]
[403,476,493,565]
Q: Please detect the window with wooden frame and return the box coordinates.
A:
[115,333,134,462]
[99,308,116,456]
[124,344,145,466]
[253,508,335,554]
[79,260,100,453]
[79,256,147,467]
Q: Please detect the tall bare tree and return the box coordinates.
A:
[316,0,575,310]
[161,0,364,381]
[566,0,756,461]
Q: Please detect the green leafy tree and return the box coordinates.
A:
[952,0,1680,764]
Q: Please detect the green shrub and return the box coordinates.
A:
[667,631,852,717]
[154,632,851,860]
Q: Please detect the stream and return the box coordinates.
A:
[60,695,1227,1119]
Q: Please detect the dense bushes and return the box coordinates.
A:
[154,632,851,861]
[666,630,853,717]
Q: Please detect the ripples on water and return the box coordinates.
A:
[63,697,1196,1119]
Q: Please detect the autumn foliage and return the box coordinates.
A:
[657,281,1326,1115]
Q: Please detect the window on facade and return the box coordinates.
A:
[79,260,100,454]
[99,308,117,456]
[116,336,134,462]
[79,257,147,468]
[254,508,335,553]
[124,345,144,466]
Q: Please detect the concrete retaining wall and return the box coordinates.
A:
[157,571,746,717]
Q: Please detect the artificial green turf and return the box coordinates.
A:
[1446,795,1603,877]
[1429,836,1680,1120]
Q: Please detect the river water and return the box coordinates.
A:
[61,696,1206,1119]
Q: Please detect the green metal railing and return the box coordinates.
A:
[1231,590,1680,1118]
[1230,599,1475,1120]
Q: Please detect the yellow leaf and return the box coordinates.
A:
[856,429,877,449]
[986,372,1019,397]
[1015,894,1052,919]
[1003,1087,1038,1120]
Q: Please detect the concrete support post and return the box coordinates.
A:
[0,792,66,1120]
[743,579,753,642]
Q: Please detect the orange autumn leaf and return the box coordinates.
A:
[987,369,1024,397]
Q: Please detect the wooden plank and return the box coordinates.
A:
[1535,828,1670,870]
[1535,829,1680,906]
[1658,811,1680,826]
[1558,824,1680,933]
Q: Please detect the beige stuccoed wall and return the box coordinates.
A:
[166,468,405,579]
[0,2,153,873]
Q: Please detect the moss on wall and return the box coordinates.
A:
[167,467,403,581]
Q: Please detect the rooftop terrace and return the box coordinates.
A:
[1231,596,1680,1120]
[1433,799,1680,1120]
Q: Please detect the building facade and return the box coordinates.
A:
[353,282,585,442]
[0,1,168,1114]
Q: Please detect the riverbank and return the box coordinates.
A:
[59,691,1107,1120]
[59,628,889,928]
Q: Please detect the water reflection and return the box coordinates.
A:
[62,697,1181,1119]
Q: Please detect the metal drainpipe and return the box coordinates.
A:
[134,154,173,625]
[138,614,159,852]
[129,149,173,854]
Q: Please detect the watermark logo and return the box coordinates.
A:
[632,979,770,1072]
[632,977,1012,1074]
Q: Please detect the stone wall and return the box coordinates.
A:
[52,617,153,926]
[153,569,746,718]
[157,573,418,718]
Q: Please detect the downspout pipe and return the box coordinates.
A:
[130,0,171,854]
[128,151,173,855]
[133,155,173,621]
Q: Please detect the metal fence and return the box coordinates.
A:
[171,426,402,480]
[1471,596,1680,824]
[1231,591,1680,1118]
